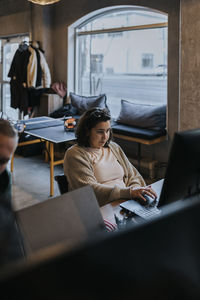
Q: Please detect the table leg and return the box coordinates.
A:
[49,142,54,197]
[10,139,42,173]
[44,141,49,162]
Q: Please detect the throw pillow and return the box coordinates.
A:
[116,100,166,130]
[70,92,107,115]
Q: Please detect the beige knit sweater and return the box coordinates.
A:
[63,141,146,207]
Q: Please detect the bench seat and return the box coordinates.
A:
[112,122,166,144]
[111,122,167,172]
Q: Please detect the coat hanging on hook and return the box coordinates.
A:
[7,40,51,116]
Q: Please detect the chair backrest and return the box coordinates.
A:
[54,174,68,194]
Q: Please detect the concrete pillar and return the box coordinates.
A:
[180,0,200,130]
[30,3,54,79]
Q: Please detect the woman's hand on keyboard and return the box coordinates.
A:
[130,186,157,204]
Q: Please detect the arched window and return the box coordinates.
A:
[72,6,168,118]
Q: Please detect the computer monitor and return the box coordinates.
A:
[1,195,200,299]
[159,128,200,207]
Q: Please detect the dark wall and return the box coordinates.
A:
[0,1,29,37]
[0,0,29,17]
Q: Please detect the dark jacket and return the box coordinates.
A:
[0,169,24,267]
[8,49,31,115]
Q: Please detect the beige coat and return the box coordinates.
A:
[27,45,51,88]
[64,141,146,206]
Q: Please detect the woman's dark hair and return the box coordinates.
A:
[75,107,112,147]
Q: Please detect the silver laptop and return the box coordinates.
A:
[16,185,105,255]
[120,179,164,219]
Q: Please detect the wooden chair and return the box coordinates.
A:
[54,174,68,194]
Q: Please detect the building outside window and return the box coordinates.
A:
[142,53,154,68]
[74,7,168,118]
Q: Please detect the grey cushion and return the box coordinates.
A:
[116,100,166,130]
[70,92,107,115]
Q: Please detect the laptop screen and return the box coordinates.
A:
[16,185,105,255]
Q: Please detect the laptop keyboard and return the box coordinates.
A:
[132,206,161,219]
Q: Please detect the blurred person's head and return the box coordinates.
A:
[75,107,112,148]
[0,119,18,174]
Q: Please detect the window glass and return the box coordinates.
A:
[3,43,19,81]
[76,9,168,118]
[3,83,18,120]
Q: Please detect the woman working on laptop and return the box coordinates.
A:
[64,107,157,207]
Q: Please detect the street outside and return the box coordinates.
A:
[82,74,167,118]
